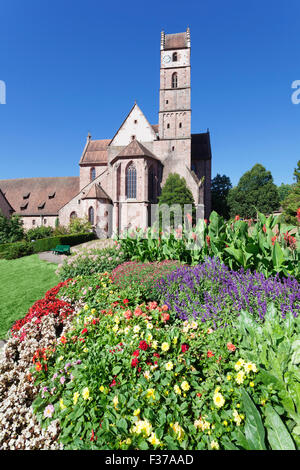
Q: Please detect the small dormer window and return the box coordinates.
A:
[172,52,177,62]
[131,135,136,140]
[23,192,30,199]
[48,191,56,199]
[38,202,45,210]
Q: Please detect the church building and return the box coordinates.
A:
[0,29,212,236]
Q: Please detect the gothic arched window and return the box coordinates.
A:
[172,52,177,62]
[172,72,178,89]
[88,206,94,225]
[126,163,137,199]
[148,166,155,202]
[70,211,77,221]
[90,167,96,182]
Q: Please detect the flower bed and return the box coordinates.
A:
[155,257,300,325]
[0,256,299,450]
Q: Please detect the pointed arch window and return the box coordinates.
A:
[90,167,96,182]
[88,206,94,225]
[126,163,137,199]
[172,52,177,62]
[172,72,178,89]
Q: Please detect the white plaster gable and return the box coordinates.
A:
[109,103,157,147]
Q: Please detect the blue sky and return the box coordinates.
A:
[0,0,299,187]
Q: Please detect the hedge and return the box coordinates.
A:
[0,232,96,259]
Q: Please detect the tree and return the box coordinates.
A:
[277,183,294,204]
[211,173,232,219]
[282,161,300,224]
[227,164,280,219]
[293,160,300,183]
[158,173,195,228]
[0,212,24,244]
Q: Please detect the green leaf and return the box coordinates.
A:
[265,405,296,450]
[241,389,266,450]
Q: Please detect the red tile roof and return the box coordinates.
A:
[80,139,111,165]
[82,183,111,201]
[164,32,188,50]
[111,139,160,164]
[0,177,79,216]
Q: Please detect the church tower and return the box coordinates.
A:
[158,28,192,175]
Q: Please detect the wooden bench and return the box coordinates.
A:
[50,245,70,255]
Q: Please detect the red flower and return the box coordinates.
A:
[207,350,214,358]
[109,379,116,387]
[227,342,236,352]
[181,343,189,353]
[196,392,202,397]
[206,235,210,246]
[162,313,170,322]
[161,304,169,312]
[123,299,129,305]
[263,224,267,233]
[131,358,139,368]
[139,340,149,351]
[35,362,42,372]
[153,352,160,358]
[60,336,67,344]
[271,236,277,245]
[234,215,240,221]
[132,350,140,357]
[81,328,88,335]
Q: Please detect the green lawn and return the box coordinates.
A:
[0,254,59,340]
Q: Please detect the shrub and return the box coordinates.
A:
[31,232,96,254]
[26,226,54,241]
[56,244,128,281]
[0,241,34,260]
[0,213,24,244]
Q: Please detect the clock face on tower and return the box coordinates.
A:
[162,54,171,64]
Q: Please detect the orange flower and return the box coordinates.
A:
[60,336,67,344]
[35,362,42,372]
[161,304,169,311]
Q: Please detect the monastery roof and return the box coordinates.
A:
[82,183,111,201]
[0,188,15,213]
[80,139,111,165]
[111,139,161,164]
[0,176,80,216]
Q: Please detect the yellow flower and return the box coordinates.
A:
[59,398,66,410]
[194,416,210,431]
[235,370,245,384]
[213,391,225,408]
[148,432,161,446]
[125,438,131,445]
[83,347,88,353]
[91,308,96,314]
[131,419,152,437]
[73,391,80,405]
[161,342,170,352]
[99,385,105,393]
[227,374,231,381]
[244,362,258,374]
[223,420,228,427]
[233,409,243,426]
[210,440,219,450]
[250,381,255,387]
[171,422,184,441]
[113,395,119,409]
[234,359,245,371]
[174,384,182,395]
[144,370,151,380]
[133,408,140,416]
[173,337,178,345]
[165,361,174,371]
[146,333,153,342]
[82,387,90,400]
[181,381,190,392]
[112,325,119,333]
[152,340,158,350]
[146,388,155,399]
[83,304,89,311]
[261,398,267,406]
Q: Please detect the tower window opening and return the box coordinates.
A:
[179,122,182,128]
[90,167,96,182]
[166,100,168,104]
[172,72,178,89]
[172,52,177,62]
[126,164,137,199]
[167,123,170,129]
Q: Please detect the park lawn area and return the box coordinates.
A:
[0,254,59,340]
